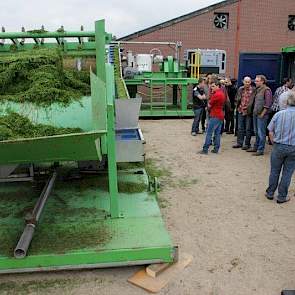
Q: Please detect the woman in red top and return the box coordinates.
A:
[199,80,226,154]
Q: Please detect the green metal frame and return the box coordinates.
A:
[125,75,197,117]
[124,57,197,117]
[0,29,113,56]
[0,20,119,219]
[0,19,175,273]
[282,46,295,53]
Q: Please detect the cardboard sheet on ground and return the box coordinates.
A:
[128,253,193,293]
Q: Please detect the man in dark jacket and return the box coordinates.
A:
[191,78,207,135]
[247,75,273,156]
[232,76,255,149]
[224,78,237,134]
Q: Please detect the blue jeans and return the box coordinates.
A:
[266,143,295,200]
[203,118,223,152]
[192,108,204,133]
[253,114,269,152]
[237,113,252,146]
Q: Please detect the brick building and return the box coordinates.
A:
[119,0,295,78]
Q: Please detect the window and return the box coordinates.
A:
[288,15,295,31]
[214,13,229,29]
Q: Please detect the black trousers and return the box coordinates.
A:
[225,109,235,132]
[201,107,206,131]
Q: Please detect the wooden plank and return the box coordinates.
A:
[128,253,193,293]
[146,262,171,278]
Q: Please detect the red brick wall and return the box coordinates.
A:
[122,0,295,78]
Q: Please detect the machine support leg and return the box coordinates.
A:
[107,105,120,219]
[14,171,57,259]
[181,85,188,113]
[173,85,178,106]
[95,20,106,83]
[106,64,120,219]
[150,80,153,114]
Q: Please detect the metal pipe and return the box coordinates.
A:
[14,224,35,259]
[233,0,242,78]
[32,171,57,222]
[114,41,177,46]
[115,40,181,63]
[14,171,57,259]
[0,31,95,39]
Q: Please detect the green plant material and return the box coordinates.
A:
[144,159,171,178]
[0,48,90,107]
[117,162,143,170]
[117,160,171,178]
[0,277,107,295]
[27,29,48,34]
[118,181,146,193]
[113,46,129,99]
[56,27,65,33]
[166,178,198,189]
[29,222,110,255]
[157,196,169,209]
[56,173,147,194]
[0,112,82,141]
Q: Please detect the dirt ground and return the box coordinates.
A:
[1,119,295,295]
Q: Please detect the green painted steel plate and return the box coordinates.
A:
[0,168,173,273]
[140,109,194,117]
[0,131,104,164]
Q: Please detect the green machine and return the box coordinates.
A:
[119,42,198,117]
[0,20,176,273]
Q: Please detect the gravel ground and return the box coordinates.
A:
[1,119,295,295]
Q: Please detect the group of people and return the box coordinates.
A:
[191,75,237,138]
[191,74,295,204]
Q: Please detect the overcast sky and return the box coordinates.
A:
[1,0,224,38]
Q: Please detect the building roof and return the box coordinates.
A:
[118,0,239,41]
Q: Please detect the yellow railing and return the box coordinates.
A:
[190,52,200,79]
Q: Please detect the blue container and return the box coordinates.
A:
[238,53,282,93]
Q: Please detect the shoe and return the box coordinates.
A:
[265,192,274,200]
[277,198,290,204]
[252,151,264,156]
[232,144,242,148]
[191,132,197,136]
[211,150,218,154]
[242,145,250,150]
[198,150,208,155]
[247,147,257,152]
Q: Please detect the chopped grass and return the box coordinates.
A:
[0,277,107,295]
[113,46,129,99]
[175,178,198,188]
[0,48,90,107]
[29,222,111,255]
[144,159,171,178]
[0,112,82,141]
